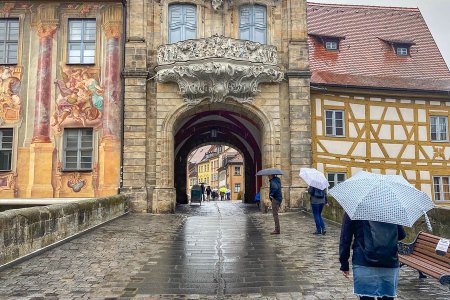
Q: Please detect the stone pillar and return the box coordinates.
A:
[120,0,150,212]
[26,5,58,198]
[98,6,123,196]
[286,0,312,208]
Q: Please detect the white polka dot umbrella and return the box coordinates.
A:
[299,168,330,190]
[328,171,435,230]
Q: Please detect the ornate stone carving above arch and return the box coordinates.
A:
[155,35,284,104]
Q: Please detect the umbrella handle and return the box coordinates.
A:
[423,212,433,232]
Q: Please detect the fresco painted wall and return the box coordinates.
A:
[0,2,123,198]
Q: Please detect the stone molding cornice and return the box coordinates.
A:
[122,70,150,78]
[285,70,311,79]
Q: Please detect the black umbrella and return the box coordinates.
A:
[256,168,285,176]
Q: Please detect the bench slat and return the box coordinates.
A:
[414,247,450,265]
[400,255,443,279]
[409,253,450,273]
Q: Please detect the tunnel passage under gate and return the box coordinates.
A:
[174,109,263,204]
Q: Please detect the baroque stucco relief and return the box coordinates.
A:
[155,35,283,104]
[52,64,104,133]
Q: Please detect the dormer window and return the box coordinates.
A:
[325,39,338,51]
[395,44,410,56]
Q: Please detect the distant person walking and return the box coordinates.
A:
[339,213,406,300]
[269,174,282,235]
[226,189,231,200]
[307,186,327,235]
[206,186,211,201]
[200,183,205,201]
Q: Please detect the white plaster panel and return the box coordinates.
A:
[351,104,366,119]
[430,101,441,106]
[384,107,399,121]
[384,144,403,159]
[324,100,345,106]
[417,109,426,121]
[370,106,385,120]
[420,171,430,180]
[399,108,414,122]
[370,97,382,102]
[385,169,398,175]
[317,163,324,173]
[401,145,415,159]
[404,170,416,180]
[418,126,428,142]
[445,147,450,159]
[316,98,322,116]
[351,167,364,176]
[320,140,353,155]
[371,143,383,158]
[352,143,366,156]
[377,124,391,140]
[371,168,381,174]
[393,125,406,140]
[421,146,434,160]
[421,184,432,199]
[316,120,323,136]
[349,123,357,137]
[385,98,396,103]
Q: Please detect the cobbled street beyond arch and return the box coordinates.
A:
[0,202,448,299]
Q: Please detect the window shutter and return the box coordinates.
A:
[184,5,197,40]
[253,5,267,44]
[239,6,251,40]
[169,5,183,43]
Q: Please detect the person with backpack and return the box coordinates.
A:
[307,186,327,235]
[269,174,282,235]
[339,213,406,300]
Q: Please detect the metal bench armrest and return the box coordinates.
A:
[398,241,415,255]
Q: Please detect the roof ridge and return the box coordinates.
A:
[307,2,420,12]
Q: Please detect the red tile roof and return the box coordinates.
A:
[307,2,450,92]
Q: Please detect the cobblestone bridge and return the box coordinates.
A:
[0,201,448,299]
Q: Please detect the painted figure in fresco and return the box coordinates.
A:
[52,63,104,132]
[0,66,21,122]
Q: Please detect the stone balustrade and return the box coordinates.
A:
[0,195,128,267]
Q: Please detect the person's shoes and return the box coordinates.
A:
[322,230,327,235]
[312,231,322,235]
[270,230,280,235]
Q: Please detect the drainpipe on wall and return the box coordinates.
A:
[119,0,127,193]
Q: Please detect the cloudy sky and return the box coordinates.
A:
[309,0,450,69]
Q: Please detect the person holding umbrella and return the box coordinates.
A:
[329,171,435,300]
[300,168,330,235]
[256,168,284,235]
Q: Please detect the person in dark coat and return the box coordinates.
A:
[268,175,282,234]
[206,186,211,201]
[339,213,406,300]
[307,186,327,235]
[200,183,205,201]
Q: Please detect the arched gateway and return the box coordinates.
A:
[121,0,312,213]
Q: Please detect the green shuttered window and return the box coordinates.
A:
[169,4,196,43]
[239,5,267,44]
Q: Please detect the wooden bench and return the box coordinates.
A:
[398,232,450,287]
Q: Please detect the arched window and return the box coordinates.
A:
[239,4,267,44]
[168,4,197,43]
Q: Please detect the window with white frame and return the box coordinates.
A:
[325,40,338,51]
[239,5,267,44]
[433,176,450,201]
[325,109,345,136]
[327,172,346,189]
[430,116,448,142]
[0,128,13,171]
[168,4,196,43]
[68,19,96,64]
[394,44,410,56]
[0,19,19,64]
[234,166,241,176]
[234,183,241,193]
[63,128,93,171]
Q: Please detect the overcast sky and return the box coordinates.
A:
[309,0,450,70]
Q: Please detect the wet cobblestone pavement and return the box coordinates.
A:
[0,201,449,299]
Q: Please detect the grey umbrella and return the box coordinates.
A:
[256,168,285,176]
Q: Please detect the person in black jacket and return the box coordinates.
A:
[268,175,282,235]
[339,213,406,300]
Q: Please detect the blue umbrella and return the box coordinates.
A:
[328,171,435,230]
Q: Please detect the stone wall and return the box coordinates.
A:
[0,195,128,266]
[300,192,450,241]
